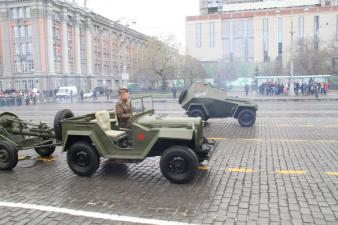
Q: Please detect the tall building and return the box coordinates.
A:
[0,0,147,92]
[189,0,338,77]
[200,0,271,15]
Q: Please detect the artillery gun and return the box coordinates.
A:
[0,111,73,170]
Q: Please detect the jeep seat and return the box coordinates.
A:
[93,110,126,139]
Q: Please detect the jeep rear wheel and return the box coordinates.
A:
[237,109,256,127]
[67,142,100,177]
[160,146,199,184]
[0,141,18,170]
[188,109,207,121]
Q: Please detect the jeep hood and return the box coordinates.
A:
[136,114,202,129]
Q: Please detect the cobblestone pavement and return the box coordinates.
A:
[0,101,337,224]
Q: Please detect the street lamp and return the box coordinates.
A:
[114,18,136,89]
[289,16,295,96]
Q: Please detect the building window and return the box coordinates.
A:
[11,8,17,19]
[20,26,25,37]
[314,16,320,49]
[299,16,304,42]
[14,44,20,55]
[25,7,31,18]
[277,17,283,57]
[15,81,20,90]
[13,26,19,38]
[26,43,32,55]
[263,18,269,63]
[209,22,215,47]
[196,23,202,48]
[336,15,338,41]
[27,25,32,37]
[18,7,24,19]
[21,43,26,55]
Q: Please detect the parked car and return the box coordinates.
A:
[56,86,78,99]
[83,91,93,98]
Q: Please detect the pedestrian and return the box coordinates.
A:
[315,82,319,99]
[106,89,110,101]
[244,84,249,96]
[324,82,328,95]
[33,93,37,105]
[172,86,177,98]
[80,89,84,101]
[93,90,96,101]
[70,90,73,102]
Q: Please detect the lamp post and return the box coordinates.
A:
[289,16,295,96]
[114,18,136,89]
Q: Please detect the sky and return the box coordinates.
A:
[78,0,199,51]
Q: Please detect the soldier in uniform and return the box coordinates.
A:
[115,88,132,129]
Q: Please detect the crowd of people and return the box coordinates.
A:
[0,89,39,106]
[257,78,329,97]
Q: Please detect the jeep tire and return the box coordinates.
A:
[160,146,199,184]
[237,109,256,127]
[54,109,74,141]
[188,109,207,121]
[0,141,18,170]
[67,142,100,177]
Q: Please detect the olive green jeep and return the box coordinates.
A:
[59,96,213,184]
[179,82,258,127]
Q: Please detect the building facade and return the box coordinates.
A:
[200,0,273,15]
[0,0,147,92]
[190,0,338,77]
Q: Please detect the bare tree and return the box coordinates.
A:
[138,36,180,90]
[293,38,336,75]
[180,55,207,85]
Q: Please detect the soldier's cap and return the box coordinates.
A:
[118,88,129,95]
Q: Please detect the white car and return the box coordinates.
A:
[83,92,93,98]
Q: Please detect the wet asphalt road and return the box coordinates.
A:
[0,100,337,225]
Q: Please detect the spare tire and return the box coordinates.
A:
[178,89,187,104]
[54,109,74,141]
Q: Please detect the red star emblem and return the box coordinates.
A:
[137,133,145,141]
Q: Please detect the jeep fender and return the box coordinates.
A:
[63,130,105,156]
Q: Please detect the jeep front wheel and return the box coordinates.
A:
[237,109,256,127]
[67,142,100,176]
[160,146,199,184]
[188,109,207,121]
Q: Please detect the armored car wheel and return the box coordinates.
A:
[67,142,100,177]
[54,109,74,141]
[0,141,18,170]
[160,145,199,184]
[237,109,256,127]
[188,109,207,121]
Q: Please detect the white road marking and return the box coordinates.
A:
[0,201,198,225]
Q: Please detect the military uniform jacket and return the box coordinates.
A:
[115,99,132,128]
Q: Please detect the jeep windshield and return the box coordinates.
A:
[131,96,154,115]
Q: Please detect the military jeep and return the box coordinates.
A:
[179,82,258,127]
[59,96,213,184]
